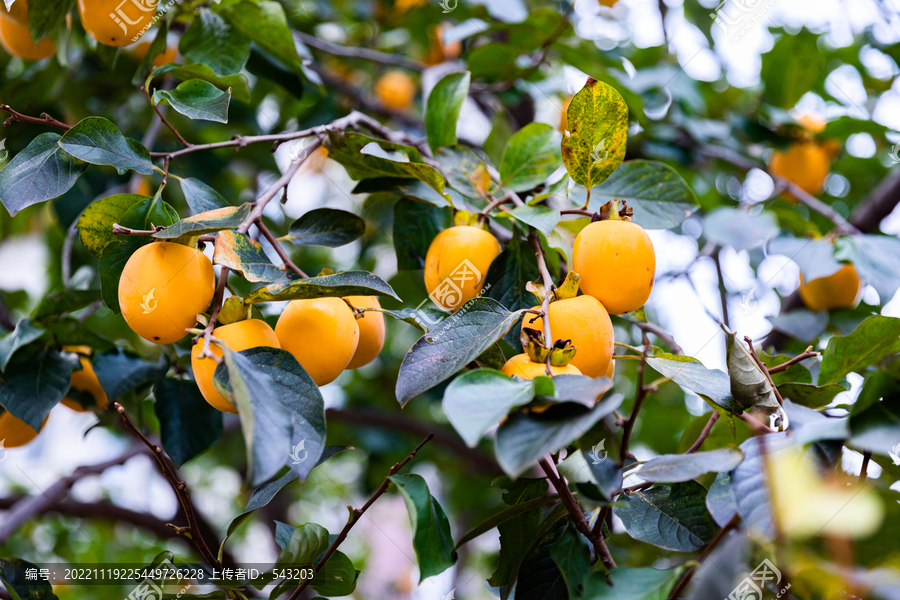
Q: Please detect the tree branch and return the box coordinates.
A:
[619,340,649,462]
[286,434,435,600]
[667,514,741,600]
[0,104,71,130]
[257,219,308,278]
[684,412,719,454]
[539,458,616,570]
[766,347,818,373]
[141,85,191,149]
[633,321,682,355]
[114,403,222,571]
[294,31,426,71]
[0,447,145,543]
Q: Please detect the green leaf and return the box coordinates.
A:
[560,77,628,190]
[727,330,780,414]
[443,369,535,447]
[154,204,251,239]
[132,19,168,86]
[58,117,156,175]
[212,0,304,75]
[703,207,779,252]
[760,30,820,108]
[706,472,739,527]
[0,345,78,431]
[582,567,682,600]
[154,378,224,467]
[834,234,900,303]
[388,473,457,581]
[638,448,744,483]
[783,399,849,444]
[26,0,74,42]
[92,349,168,400]
[436,145,490,198]
[98,195,180,313]
[176,176,229,213]
[396,299,523,406]
[311,551,358,596]
[325,131,447,198]
[767,310,828,344]
[0,320,45,371]
[455,492,558,549]
[214,347,326,485]
[729,432,793,540]
[214,230,284,283]
[32,289,100,320]
[645,353,742,414]
[392,198,449,271]
[352,177,452,208]
[151,63,252,104]
[487,478,551,588]
[153,80,231,123]
[426,71,470,151]
[0,557,58,600]
[613,481,716,552]
[550,522,592,599]
[0,132,88,216]
[278,523,330,565]
[495,396,623,476]
[76,193,146,258]
[281,208,366,247]
[41,319,115,354]
[500,123,563,192]
[582,160,699,230]
[507,204,560,237]
[178,8,250,76]
[516,514,569,600]
[818,316,900,385]
[778,382,846,408]
[244,271,400,304]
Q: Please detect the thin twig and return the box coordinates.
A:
[539,459,616,570]
[294,30,426,71]
[620,339,650,462]
[859,451,871,484]
[712,246,730,329]
[560,208,595,217]
[0,104,71,130]
[684,412,719,454]
[257,220,307,278]
[114,403,222,570]
[141,85,191,149]
[667,514,741,600]
[287,434,435,600]
[766,347,818,373]
[633,321,682,355]
[737,411,776,434]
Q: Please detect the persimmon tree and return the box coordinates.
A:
[1,1,900,599]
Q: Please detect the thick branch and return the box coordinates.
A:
[0,447,144,542]
[114,403,222,570]
[286,434,434,600]
[620,341,649,462]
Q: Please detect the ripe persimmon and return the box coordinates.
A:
[424,226,501,312]
[0,410,44,447]
[344,296,386,370]
[0,6,55,61]
[374,71,416,111]
[275,298,359,386]
[78,0,154,46]
[770,115,833,198]
[573,219,655,315]
[118,242,216,345]
[191,319,281,414]
[61,347,109,412]
[501,353,581,379]
[798,264,863,312]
